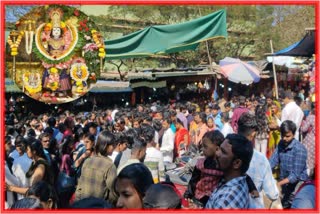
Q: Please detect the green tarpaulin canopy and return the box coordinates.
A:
[105,9,227,60]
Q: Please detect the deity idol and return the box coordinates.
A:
[42,9,72,97]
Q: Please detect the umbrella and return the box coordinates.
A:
[219,57,261,84]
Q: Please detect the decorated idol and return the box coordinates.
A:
[6,5,105,104]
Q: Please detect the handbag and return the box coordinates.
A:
[56,171,75,194]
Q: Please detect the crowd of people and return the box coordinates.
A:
[4,88,315,209]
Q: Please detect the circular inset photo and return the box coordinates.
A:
[6,5,104,104]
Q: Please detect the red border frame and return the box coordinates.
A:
[1,1,319,214]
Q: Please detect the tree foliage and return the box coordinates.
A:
[271,6,315,51]
[5,5,315,73]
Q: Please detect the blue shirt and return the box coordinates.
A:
[52,127,59,138]
[170,123,176,133]
[55,132,64,144]
[205,176,249,209]
[291,181,315,209]
[43,149,51,165]
[213,113,223,130]
[269,138,308,183]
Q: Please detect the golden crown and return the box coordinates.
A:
[49,8,63,28]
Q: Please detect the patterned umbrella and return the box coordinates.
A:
[219,57,261,84]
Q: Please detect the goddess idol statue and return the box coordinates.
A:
[39,8,73,97]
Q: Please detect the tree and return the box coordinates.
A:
[271,6,315,51]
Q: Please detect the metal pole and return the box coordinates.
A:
[270,40,279,100]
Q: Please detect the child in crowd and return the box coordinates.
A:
[184,130,224,207]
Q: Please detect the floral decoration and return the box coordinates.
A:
[46,67,60,91]
[70,58,89,82]
[23,72,42,94]
[6,5,104,104]
[7,31,24,56]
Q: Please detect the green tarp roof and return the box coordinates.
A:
[104,9,227,60]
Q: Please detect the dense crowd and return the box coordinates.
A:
[5,89,315,209]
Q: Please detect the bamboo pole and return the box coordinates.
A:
[198,7,217,96]
[270,40,279,100]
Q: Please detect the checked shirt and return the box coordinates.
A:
[269,138,308,183]
[205,176,249,209]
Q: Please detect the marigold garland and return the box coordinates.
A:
[46,67,60,91]
[23,72,42,94]
[7,5,103,103]
[91,29,106,58]
[70,62,89,82]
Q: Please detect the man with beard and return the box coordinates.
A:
[205,134,253,208]
[269,120,308,209]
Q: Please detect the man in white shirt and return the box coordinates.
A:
[220,112,234,137]
[238,112,280,208]
[160,116,175,163]
[281,91,304,140]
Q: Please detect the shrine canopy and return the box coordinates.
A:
[104,9,227,60]
[273,30,315,57]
